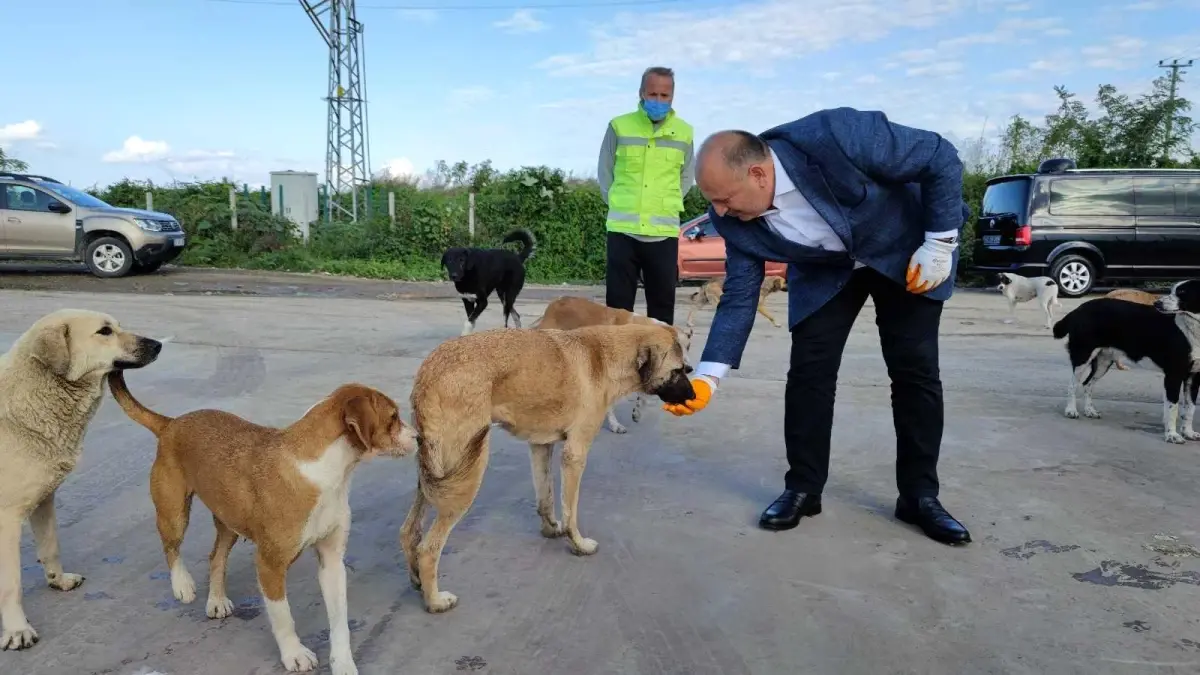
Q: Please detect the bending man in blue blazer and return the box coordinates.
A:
[664,108,972,546]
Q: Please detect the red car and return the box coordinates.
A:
[677,212,787,281]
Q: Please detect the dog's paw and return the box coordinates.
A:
[1064,407,1080,419]
[408,568,422,590]
[607,420,628,434]
[1083,406,1102,419]
[540,520,565,538]
[280,642,319,672]
[1165,431,1187,444]
[426,591,458,614]
[569,537,599,556]
[1183,429,1200,441]
[207,595,235,619]
[1,626,38,651]
[171,566,197,604]
[47,572,84,591]
[329,653,360,675]
[631,407,642,423]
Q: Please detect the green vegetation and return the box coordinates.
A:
[7,74,1199,285]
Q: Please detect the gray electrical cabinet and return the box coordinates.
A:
[269,170,319,242]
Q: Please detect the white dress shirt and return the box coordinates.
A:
[693,148,954,383]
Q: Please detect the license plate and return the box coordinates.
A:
[983,234,1000,246]
[173,238,185,247]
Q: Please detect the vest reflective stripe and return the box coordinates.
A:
[605,108,694,237]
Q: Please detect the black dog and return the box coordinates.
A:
[1052,278,1200,444]
[441,229,536,336]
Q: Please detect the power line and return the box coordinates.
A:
[203,0,690,9]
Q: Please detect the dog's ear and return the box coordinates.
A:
[30,321,71,378]
[636,344,658,386]
[343,395,379,454]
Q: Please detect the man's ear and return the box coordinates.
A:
[343,395,378,453]
[31,322,71,378]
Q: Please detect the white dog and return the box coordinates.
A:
[995,272,1062,329]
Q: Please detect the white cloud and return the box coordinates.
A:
[537,0,967,78]
[448,86,496,107]
[855,74,881,84]
[1081,36,1146,69]
[397,9,436,23]
[378,157,417,179]
[494,9,546,35]
[906,61,965,78]
[1125,1,1160,8]
[0,119,42,146]
[102,136,170,163]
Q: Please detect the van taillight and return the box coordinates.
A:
[1015,225,1032,246]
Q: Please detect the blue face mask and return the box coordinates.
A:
[642,99,671,122]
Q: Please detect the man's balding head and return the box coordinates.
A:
[696,130,775,221]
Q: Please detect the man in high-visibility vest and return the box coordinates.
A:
[598,66,695,325]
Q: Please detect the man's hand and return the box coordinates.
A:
[906,234,957,294]
[662,375,717,416]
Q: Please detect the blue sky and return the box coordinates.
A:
[3,0,1199,190]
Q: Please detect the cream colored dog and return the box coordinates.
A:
[531,295,694,433]
[0,309,162,650]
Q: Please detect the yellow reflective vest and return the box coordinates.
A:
[605,107,694,237]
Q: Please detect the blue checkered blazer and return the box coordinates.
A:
[699,107,971,370]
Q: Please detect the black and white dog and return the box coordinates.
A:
[993,272,1061,329]
[1052,279,1200,443]
[441,229,536,336]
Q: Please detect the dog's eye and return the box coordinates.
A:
[96,326,113,336]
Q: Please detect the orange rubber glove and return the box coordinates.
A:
[662,375,716,416]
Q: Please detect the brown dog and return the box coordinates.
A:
[1104,288,1161,370]
[531,295,694,433]
[107,372,418,675]
[400,324,694,614]
[687,275,788,328]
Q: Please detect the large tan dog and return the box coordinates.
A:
[687,275,788,327]
[400,324,695,614]
[106,373,418,675]
[0,309,161,650]
[1105,288,1162,370]
[531,295,694,433]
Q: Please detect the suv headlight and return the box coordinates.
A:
[135,218,165,232]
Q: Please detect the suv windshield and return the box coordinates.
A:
[35,181,112,209]
[981,177,1031,219]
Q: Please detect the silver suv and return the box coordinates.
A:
[0,172,187,277]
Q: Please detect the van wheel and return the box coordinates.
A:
[85,236,134,278]
[1051,254,1097,298]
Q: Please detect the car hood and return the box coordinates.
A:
[93,206,178,221]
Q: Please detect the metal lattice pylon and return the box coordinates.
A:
[299,0,371,222]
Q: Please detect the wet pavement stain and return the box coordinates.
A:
[456,655,488,671]
[301,619,366,646]
[101,556,124,564]
[1144,533,1200,558]
[1072,560,1200,589]
[1176,638,1200,651]
[1000,540,1081,560]
[1123,620,1151,632]
[84,591,112,601]
[232,596,264,621]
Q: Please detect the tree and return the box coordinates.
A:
[0,147,28,172]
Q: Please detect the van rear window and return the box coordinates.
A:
[981,178,1031,219]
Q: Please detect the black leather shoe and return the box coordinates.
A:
[758,490,822,531]
[895,496,971,545]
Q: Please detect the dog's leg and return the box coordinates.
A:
[604,406,628,434]
[205,516,238,619]
[459,297,476,336]
[529,443,564,537]
[150,461,197,604]
[399,477,427,591]
[463,296,488,336]
[1064,361,1092,419]
[257,552,318,672]
[1041,295,1054,330]
[0,514,37,650]
[28,495,84,592]
[315,523,357,675]
[1163,374,1187,444]
[1004,296,1017,325]
[1112,347,1131,371]
[630,393,645,423]
[559,436,598,556]
[757,297,781,328]
[1181,375,1200,441]
[417,436,489,614]
[1080,352,1114,419]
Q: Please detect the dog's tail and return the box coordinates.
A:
[1051,309,1075,340]
[502,229,537,263]
[106,371,173,436]
[417,424,491,499]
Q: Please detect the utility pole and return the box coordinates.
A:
[1158,58,1193,164]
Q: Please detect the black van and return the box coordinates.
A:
[970,158,1200,296]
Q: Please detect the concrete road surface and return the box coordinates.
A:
[2,281,1200,675]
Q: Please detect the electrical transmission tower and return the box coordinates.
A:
[300,0,372,222]
[1158,58,1193,164]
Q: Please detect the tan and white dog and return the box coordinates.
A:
[687,275,788,328]
[106,372,418,675]
[0,309,161,650]
[531,295,693,433]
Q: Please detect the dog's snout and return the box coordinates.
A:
[684,364,694,375]
[140,336,163,357]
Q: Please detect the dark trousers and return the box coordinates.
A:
[784,267,944,500]
[605,232,679,325]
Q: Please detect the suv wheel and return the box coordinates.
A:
[1051,253,1097,298]
[85,236,134,278]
